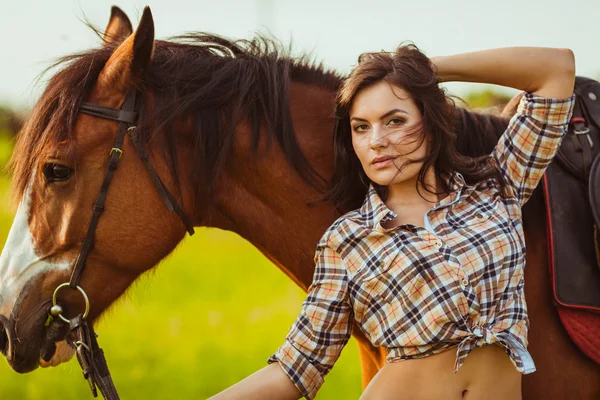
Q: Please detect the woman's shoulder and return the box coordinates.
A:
[317,209,368,251]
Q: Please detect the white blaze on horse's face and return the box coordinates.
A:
[0,184,70,318]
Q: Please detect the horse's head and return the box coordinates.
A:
[0,7,192,373]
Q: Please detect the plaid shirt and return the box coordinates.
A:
[268,93,575,399]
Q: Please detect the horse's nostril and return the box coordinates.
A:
[0,323,8,356]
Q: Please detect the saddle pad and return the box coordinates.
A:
[556,307,600,365]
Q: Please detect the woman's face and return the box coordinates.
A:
[350,81,429,187]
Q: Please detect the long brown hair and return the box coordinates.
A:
[326,43,505,213]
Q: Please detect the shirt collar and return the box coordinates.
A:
[359,171,466,228]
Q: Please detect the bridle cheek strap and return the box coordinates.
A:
[61,91,195,400]
[71,91,139,289]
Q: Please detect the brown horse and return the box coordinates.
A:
[0,6,598,399]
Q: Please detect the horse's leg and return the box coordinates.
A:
[522,190,600,400]
[357,344,386,389]
[352,328,386,388]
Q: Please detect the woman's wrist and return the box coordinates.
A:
[429,56,440,80]
[429,55,449,83]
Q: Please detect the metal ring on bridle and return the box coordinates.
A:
[52,283,90,323]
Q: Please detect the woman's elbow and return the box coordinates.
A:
[557,48,576,78]
[535,48,576,98]
[553,48,576,92]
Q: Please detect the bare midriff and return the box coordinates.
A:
[360,344,522,400]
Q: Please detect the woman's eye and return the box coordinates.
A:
[353,124,369,132]
[43,163,73,183]
[387,118,405,126]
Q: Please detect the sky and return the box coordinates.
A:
[1,0,599,109]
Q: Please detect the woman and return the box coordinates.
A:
[211,45,575,399]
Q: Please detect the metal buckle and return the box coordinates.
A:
[51,283,90,324]
[109,148,123,159]
[74,340,91,352]
[574,127,591,135]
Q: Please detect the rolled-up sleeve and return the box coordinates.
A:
[490,92,575,206]
[267,244,353,399]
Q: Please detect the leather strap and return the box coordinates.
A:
[79,104,138,124]
[71,91,138,288]
[69,316,120,399]
[128,128,195,235]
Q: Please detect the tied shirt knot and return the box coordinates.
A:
[471,325,498,346]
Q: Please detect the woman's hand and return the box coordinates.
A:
[430,47,575,99]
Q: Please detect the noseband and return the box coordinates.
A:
[44,91,195,399]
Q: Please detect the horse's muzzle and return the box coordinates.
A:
[1,295,60,373]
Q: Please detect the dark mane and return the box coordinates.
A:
[10,31,509,206]
[10,33,343,202]
[455,108,510,157]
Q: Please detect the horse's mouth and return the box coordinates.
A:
[2,299,72,373]
[39,340,75,368]
[5,322,74,373]
[39,318,72,364]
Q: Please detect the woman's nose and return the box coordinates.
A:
[369,127,389,150]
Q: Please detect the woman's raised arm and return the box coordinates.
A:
[430,47,575,98]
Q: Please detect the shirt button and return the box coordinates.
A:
[435,240,443,248]
[475,213,484,219]
[460,278,469,287]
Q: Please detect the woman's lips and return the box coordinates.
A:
[371,157,397,169]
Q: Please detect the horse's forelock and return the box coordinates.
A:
[9,48,113,204]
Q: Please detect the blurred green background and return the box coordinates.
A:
[0,92,509,399]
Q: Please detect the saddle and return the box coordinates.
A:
[542,76,600,365]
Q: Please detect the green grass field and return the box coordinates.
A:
[0,150,363,398]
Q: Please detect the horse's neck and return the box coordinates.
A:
[190,85,510,290]
[208,82,338,290]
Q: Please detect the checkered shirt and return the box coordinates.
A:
[268,92,575,399]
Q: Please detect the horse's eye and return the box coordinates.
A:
[43,163,73,182]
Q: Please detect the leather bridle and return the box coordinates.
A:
[44,90,195,399]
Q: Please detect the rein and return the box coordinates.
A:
[44,91,195,399]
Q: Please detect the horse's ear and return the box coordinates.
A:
[501,92,524,118]
[103,6,133,46]
[97,6,154,92]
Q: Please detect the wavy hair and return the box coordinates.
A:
[325,43,506,213]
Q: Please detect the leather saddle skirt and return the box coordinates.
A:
[541,76,600,366]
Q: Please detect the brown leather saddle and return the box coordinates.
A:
[542,76,600,365]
